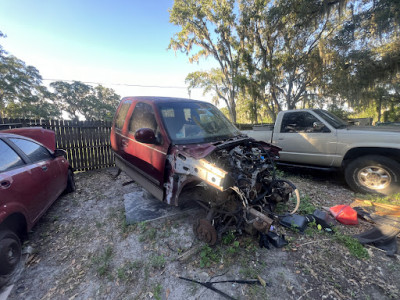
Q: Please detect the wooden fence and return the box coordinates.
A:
[0,118,114,172]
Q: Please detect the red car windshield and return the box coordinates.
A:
[157,101,241,145]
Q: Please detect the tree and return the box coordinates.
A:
[50,81,92,120]
[238,0,343,120]
[322,0,400,119]
[50,81,120,121]
[0,32,61,118]
[81,85,120,121]
[169,0,241,122]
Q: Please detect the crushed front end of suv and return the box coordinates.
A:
[111,97,299,245]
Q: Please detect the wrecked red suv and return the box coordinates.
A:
[0,128,75,283]
[111,97,299,244]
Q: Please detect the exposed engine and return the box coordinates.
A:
[191,139,300,245]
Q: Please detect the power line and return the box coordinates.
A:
[41,78,196,89]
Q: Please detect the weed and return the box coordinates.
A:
[222,230,235,245]
[117,260,142,282]
[150,255,166,269]
[357,193,400,206]
[92,245,113,276]
[199,244,220,268]
[275,193,316,215]
[297,194,316,215]
[153,283,162,300]
[334,230,369,260]
[139,226,157,242]
[226,241,240,255]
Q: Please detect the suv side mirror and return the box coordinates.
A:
[135,128,157,144]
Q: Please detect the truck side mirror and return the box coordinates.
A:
[135,128,157,144]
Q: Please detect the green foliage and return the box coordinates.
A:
[0,34,61,119]
[152,283,163,300]
[50,81,120,121]
[297,194,317,215]
[199,244,220,268]
[150,255,166,269]
[92,245,113,276]
[334,230,369,260]
[116,260,142,282]
[358,193,400,206]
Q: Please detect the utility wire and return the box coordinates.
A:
[41,78,199,89]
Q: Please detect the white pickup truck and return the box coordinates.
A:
[244,109,400,195]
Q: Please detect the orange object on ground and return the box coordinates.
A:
[330,205,358,225]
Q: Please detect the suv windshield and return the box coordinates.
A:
[313,109,348,129]
[157,101,241,144]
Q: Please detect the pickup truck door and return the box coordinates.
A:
[273,111,338,166]
[123,102,169,189]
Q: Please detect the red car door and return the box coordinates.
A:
[8,137,66,223]
[0,139,46,225]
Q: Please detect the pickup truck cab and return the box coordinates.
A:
[110,97,299,245]
[245,109,400,195]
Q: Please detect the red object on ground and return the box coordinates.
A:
[330,205,358,225]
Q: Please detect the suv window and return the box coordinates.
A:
[129,102,158,133]
[281,112,321,133]
[115,100,132,130]
[0,139,24,172]
[10,138,52,163]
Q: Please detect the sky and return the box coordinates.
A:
[0,0,216,101]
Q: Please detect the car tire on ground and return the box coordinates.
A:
[65,169,76,193]
[0,229,21,277]
[344,155,400,195]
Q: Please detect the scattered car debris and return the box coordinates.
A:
[352,199,400,256]
[330,205,358,225]
[178,276,264,300]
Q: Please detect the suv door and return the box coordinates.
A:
[273,111,338,166]
[124,102,169,189]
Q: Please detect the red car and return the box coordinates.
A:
[0,128,74,283]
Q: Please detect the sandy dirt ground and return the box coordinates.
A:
[1,167,400,300]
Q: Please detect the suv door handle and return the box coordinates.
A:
[42,166,48,171]
[1,180,11,189]
[122,139,128,147]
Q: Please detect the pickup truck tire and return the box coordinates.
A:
[344,155,400,195]
[0,229,21,276]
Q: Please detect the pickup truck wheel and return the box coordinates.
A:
[0,229,21,276]
[344,155,400,195]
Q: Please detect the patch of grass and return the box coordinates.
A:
[138,222,157,242]
[150,255,166,269]
[152,283,163,300]
[92,245,113,276]
[357,193,400,206]
[199,244,220,268]
[297,194,316,215]
[275,193,316,215]
[226,241,240,255]
[334,230,369,260]
[222,230,235,245]
[117,260,142,282]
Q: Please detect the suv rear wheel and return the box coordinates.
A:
[345,155,400,195]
